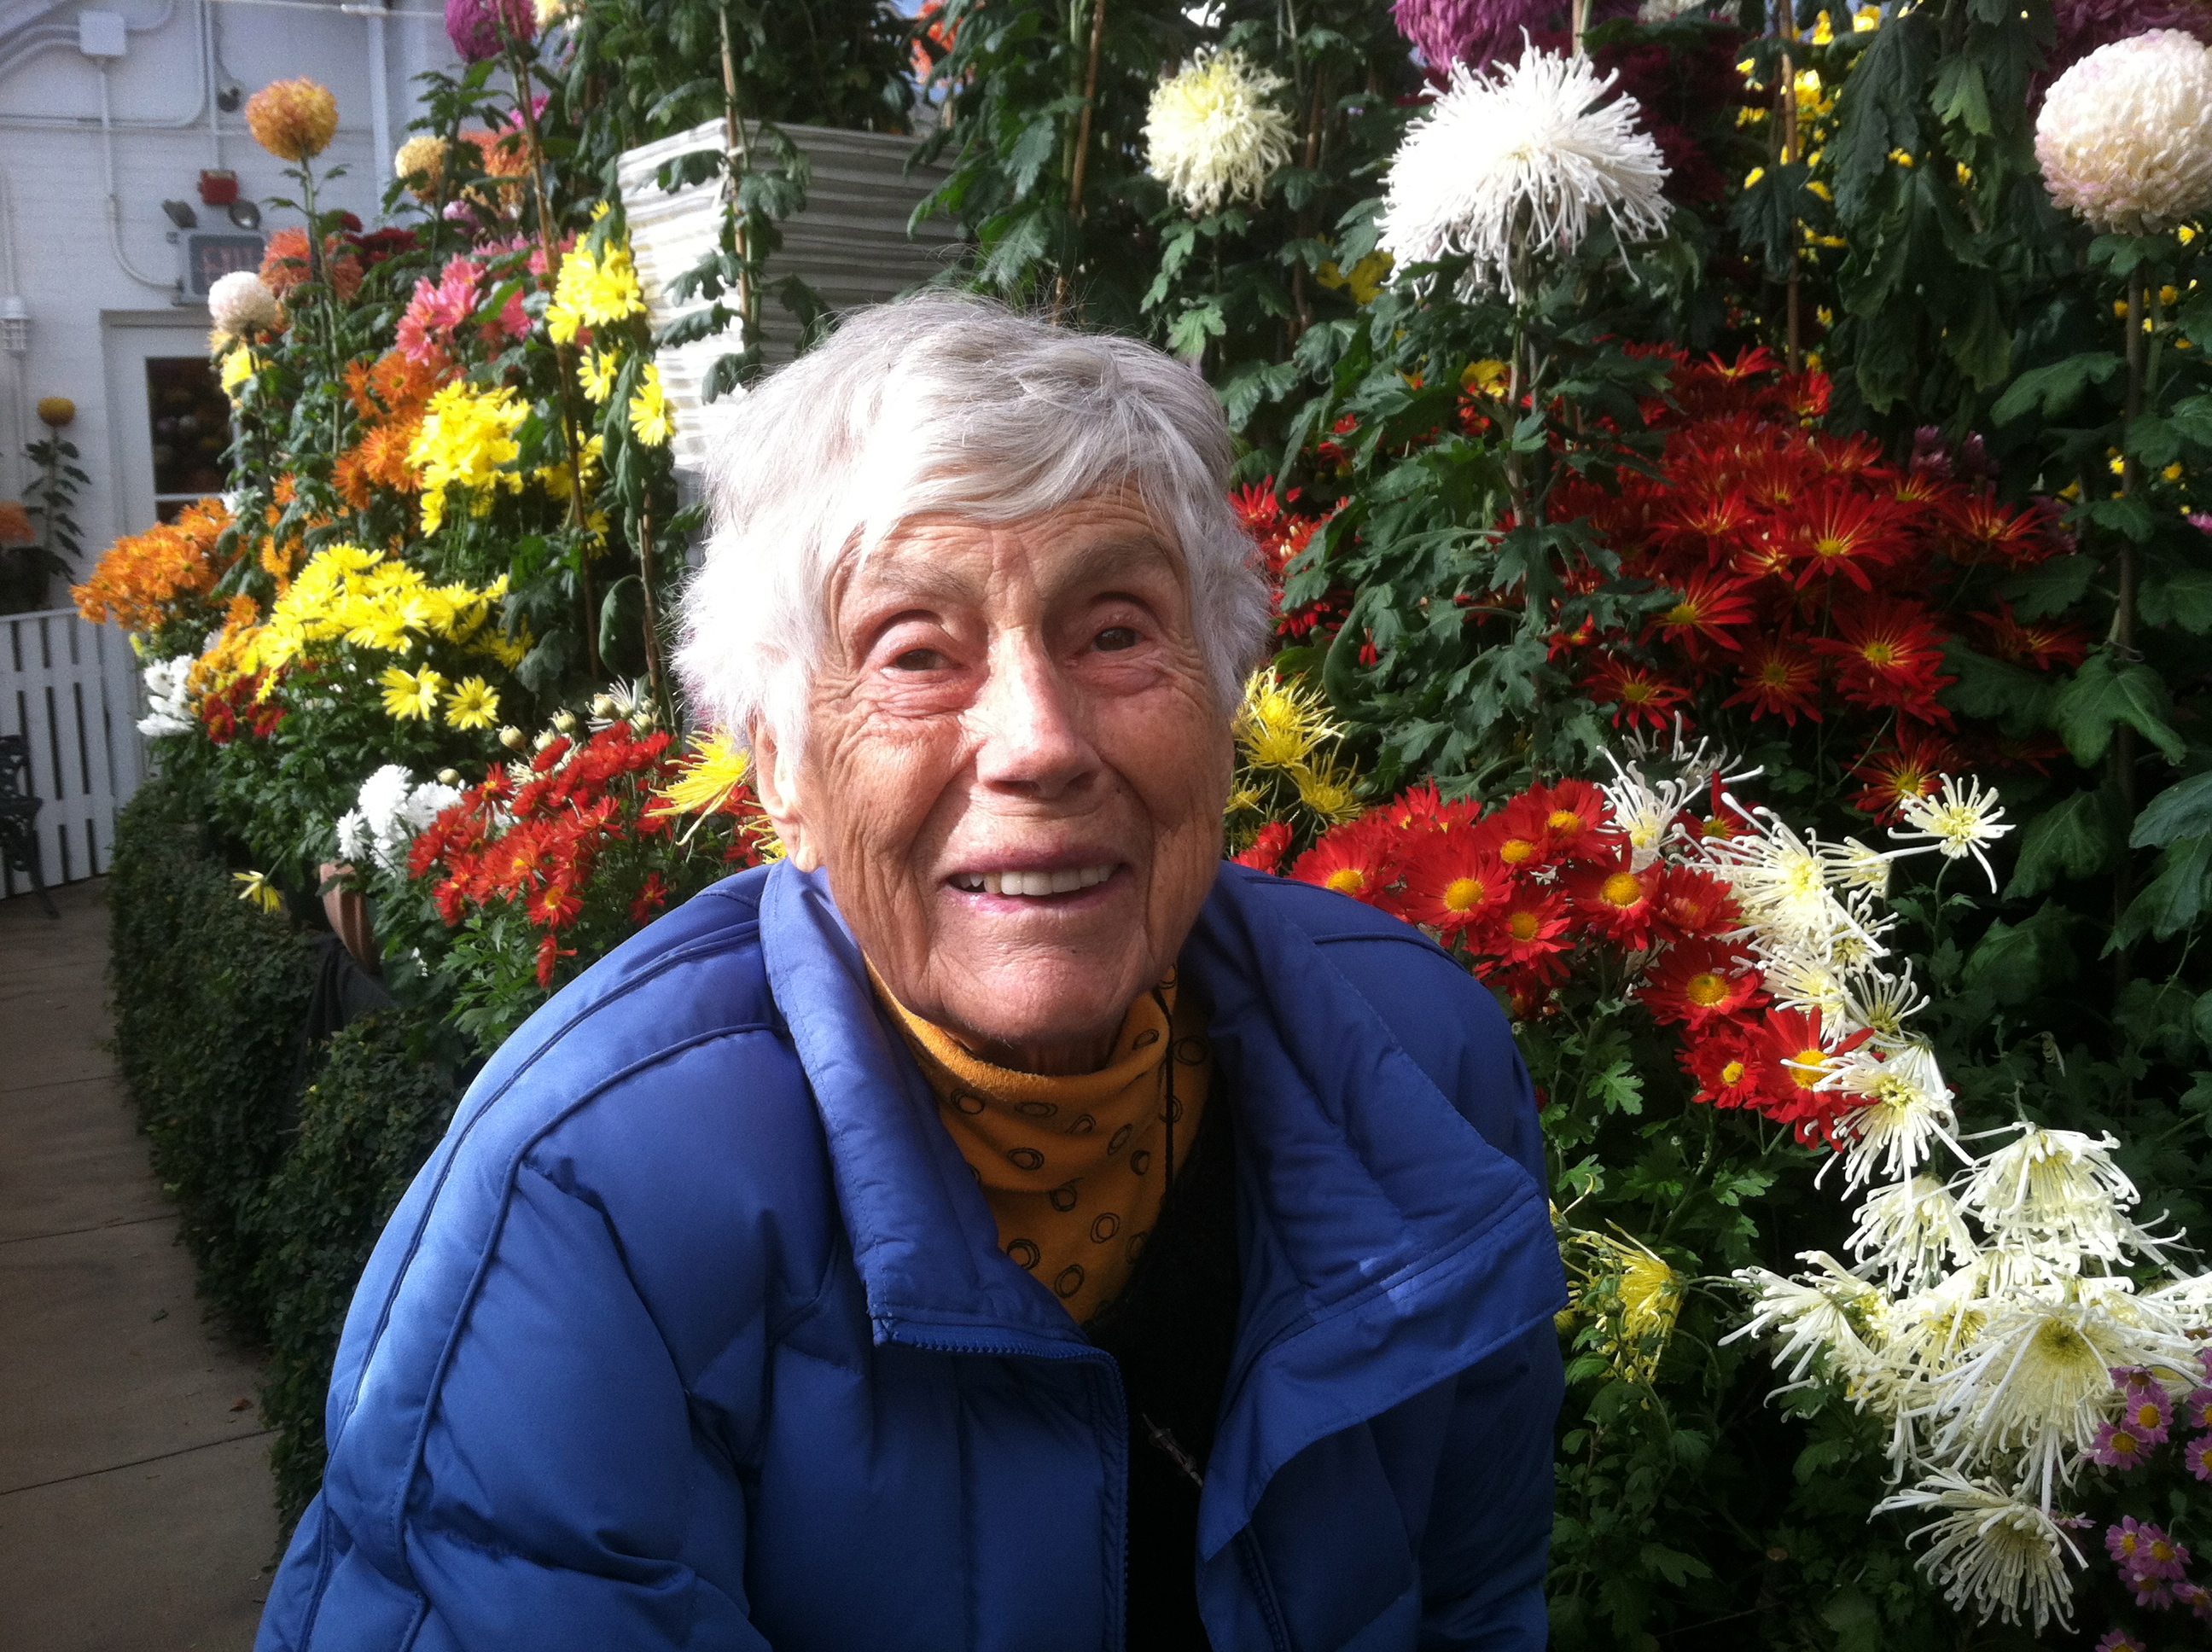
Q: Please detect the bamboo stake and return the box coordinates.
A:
[719,7,759,352]
[1051,0,1109,323]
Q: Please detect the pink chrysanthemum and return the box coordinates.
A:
[2093,1630,2145,1652]
[445,0,534,62]
[2087,1419,2152,1469]
[2187,1433,2212,1482]
[1388,0,1637,75]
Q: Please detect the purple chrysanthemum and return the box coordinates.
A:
[2093,1629,2146,1652]
[445,0,535,63]
[1390,0,1639,75]
[2088,1419,2152,1469]
[2188,1433,2212,1482]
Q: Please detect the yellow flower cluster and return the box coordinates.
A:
[409,381,527,534]
[1230,669,1365,830]
[627,363,671,446]
[1556,1216,1685,1386]
[222,543,522,687]
[544,237,646,346]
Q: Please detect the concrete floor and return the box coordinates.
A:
[0,877,279,1651]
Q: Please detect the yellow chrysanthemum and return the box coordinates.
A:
[219,346,259,398]
[245,78,339,163]
[578,348,620,404]
[1292,762,1365,824]
[1235,667,1341,771]
[409,381,527,533]
[444,675,500,730]
[380,664,445,721]
[234,870,284,914]
[649,730,751,817]
[544,238,645,345]
[627,364,671,447]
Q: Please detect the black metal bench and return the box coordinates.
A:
[0,732,59,917]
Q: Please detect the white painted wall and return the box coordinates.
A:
[0,0,461,556]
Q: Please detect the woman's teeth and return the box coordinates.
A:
[951,865,1115,897]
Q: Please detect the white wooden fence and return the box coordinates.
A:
[1,607,145,897]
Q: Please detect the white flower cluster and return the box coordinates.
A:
[207,270,281,340]
[335,764,461,875]
[1377,46,1671,300]
[2035,29,2212,234]
[1143,49,1298,217]
[136,655,195,738]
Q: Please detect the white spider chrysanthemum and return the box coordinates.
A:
[1377,47,1671,300]
[1890,776,2013,892]
[1703,811,1881,957]
[1874,1471,2081,1633]
[1837,963,1928,1050]
[1725,1253,1885,1393]
[1144,49,1298,218]
[1850,1175,1979,1289]
[1956,1126,2175,1270]
[1825,1042,1965,1190]
[2035,30,2212,234]
[1598,753,1689,870]
[1916,1288,2175,1505]
[1816,834,1900,895]
[1761,949,1850,1023]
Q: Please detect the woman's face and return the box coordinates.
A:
[751,490,1232,1074]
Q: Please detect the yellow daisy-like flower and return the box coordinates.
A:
[545,238,645,345]
[649,730,751,817]
[379,664,445,721]
[1292,761,1365,824]
[444,675,500,730]
[627,364,671,447]
[1235,667,1341,771]
[234,870,284,914]
[578,348,620,405]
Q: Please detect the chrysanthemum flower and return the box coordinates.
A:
[1648,570,1755,652]
[444,676,500,730]
[627,363,671,447]
[1639,939,1761,1028]
[1724,635,1824,726]
[1289,819,1405,905]
[1563,850,1659,945]
[1848,1175,1978,1288]
[1784,485,1912,590]
[1377,48,1670,300]
[1891,776,2013,891]
[1143,49,1297,218]
[1728,1251,1886,1390]
[546,239,646,344]
[234,870,284,914]
[2036,30,2212,232]
[379,665,446,722]
[1487,882,1573,971]
[1813,598,1956,721]
[1237,667,1341,771]
[1399,835,1514,937]
[1875,1471,2080,1632]
[1958,1126,2169,1269]
[2187,1434,2212,1481]
[446,0,535,62]
[1582,654,1689,731]
[207,271,281,340]
[245,78,339,163]
[394,135,447,200]
[1826,1043,1962,1190]
[1848,729,1957,822]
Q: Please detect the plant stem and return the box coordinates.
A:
[637,506,667,713]
[1773,2,1801,373]
[2114,264,2147,989]
[1051,0,1109,323]
[719,7,760,352]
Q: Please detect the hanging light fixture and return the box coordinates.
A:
[0,295,27,356]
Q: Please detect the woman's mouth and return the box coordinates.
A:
[947,864,1119,898]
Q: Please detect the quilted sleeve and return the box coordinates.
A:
[254,1162,768,1652]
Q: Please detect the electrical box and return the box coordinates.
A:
[78,10,127,58]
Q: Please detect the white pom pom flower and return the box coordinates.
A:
[207,270,281,339]
[1144,49,1298,217]
[1377,46,1671,300]
[2035,29,2212,233]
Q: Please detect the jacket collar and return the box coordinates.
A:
[759,859,1561,1545]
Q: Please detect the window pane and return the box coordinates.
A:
[145,357,233,504]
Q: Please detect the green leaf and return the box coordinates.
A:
[1637,1544,1713,1588]
[2134,771,2212,847]
[1996,553,2096,620]
[2051,649,2187,767]
[2006,784,2125,896]
[2116,835,2212,946]
[1989,352,2122,426]
[1963,902,2077,1004]
[2168,394,2212,449]
[2139,567,2212,632]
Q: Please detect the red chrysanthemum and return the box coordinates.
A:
[1849,728,1959,821]
[1649,864,1739,942]
[1745,1009,1854,1144]
[1399,835,1515,937]
[1484,882,1575,974]
[1679,1025,1765,1111]
[1289,817,1405,905]
[1649,570,1757,652]
[1582,656,1691,731]
[1971,602,2092,672]
[1784,484,1913,590]
[1639,939,1763,1028]
[1941,493,2057,567]
[1563,851,1660,947]
[1723,633,1823,724]
[1232,820,1295,875]
[1813,597,1956,719]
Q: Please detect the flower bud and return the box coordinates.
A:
[437,769,462,787]
[552,709,578,734]
[591,694,616,718]
[498,725,525,749]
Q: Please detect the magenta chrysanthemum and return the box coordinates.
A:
[2087,1419,2151,1469]
[445,0,535,62]
[1389,0,1637,74]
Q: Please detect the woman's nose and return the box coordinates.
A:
[971,637,1095,801]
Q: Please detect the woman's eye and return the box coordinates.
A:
[891,647,946,672]
[1094,625,1140,653]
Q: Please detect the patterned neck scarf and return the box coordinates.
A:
[874,969,1211,1323]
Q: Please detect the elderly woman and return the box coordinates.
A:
[257,298,1565,1652]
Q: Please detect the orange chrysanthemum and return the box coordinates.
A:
[73,497,237,632]
[245,78,339,163]
[261,228,364,302]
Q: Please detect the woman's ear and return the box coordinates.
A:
[748,719,820,871]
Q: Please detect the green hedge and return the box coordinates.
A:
[109,778,462,1527]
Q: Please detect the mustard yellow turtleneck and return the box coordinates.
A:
[874,971,1211,1323]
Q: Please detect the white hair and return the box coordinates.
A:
[674,294,1274,752]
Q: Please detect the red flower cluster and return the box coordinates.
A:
[1543,350,2083,818]
[1231,483,1355,644]
[199,672,284,743]
[409,722,759,987]
[1246,777,1848,1143]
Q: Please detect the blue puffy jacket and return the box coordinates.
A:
[257,860,1567,1652]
